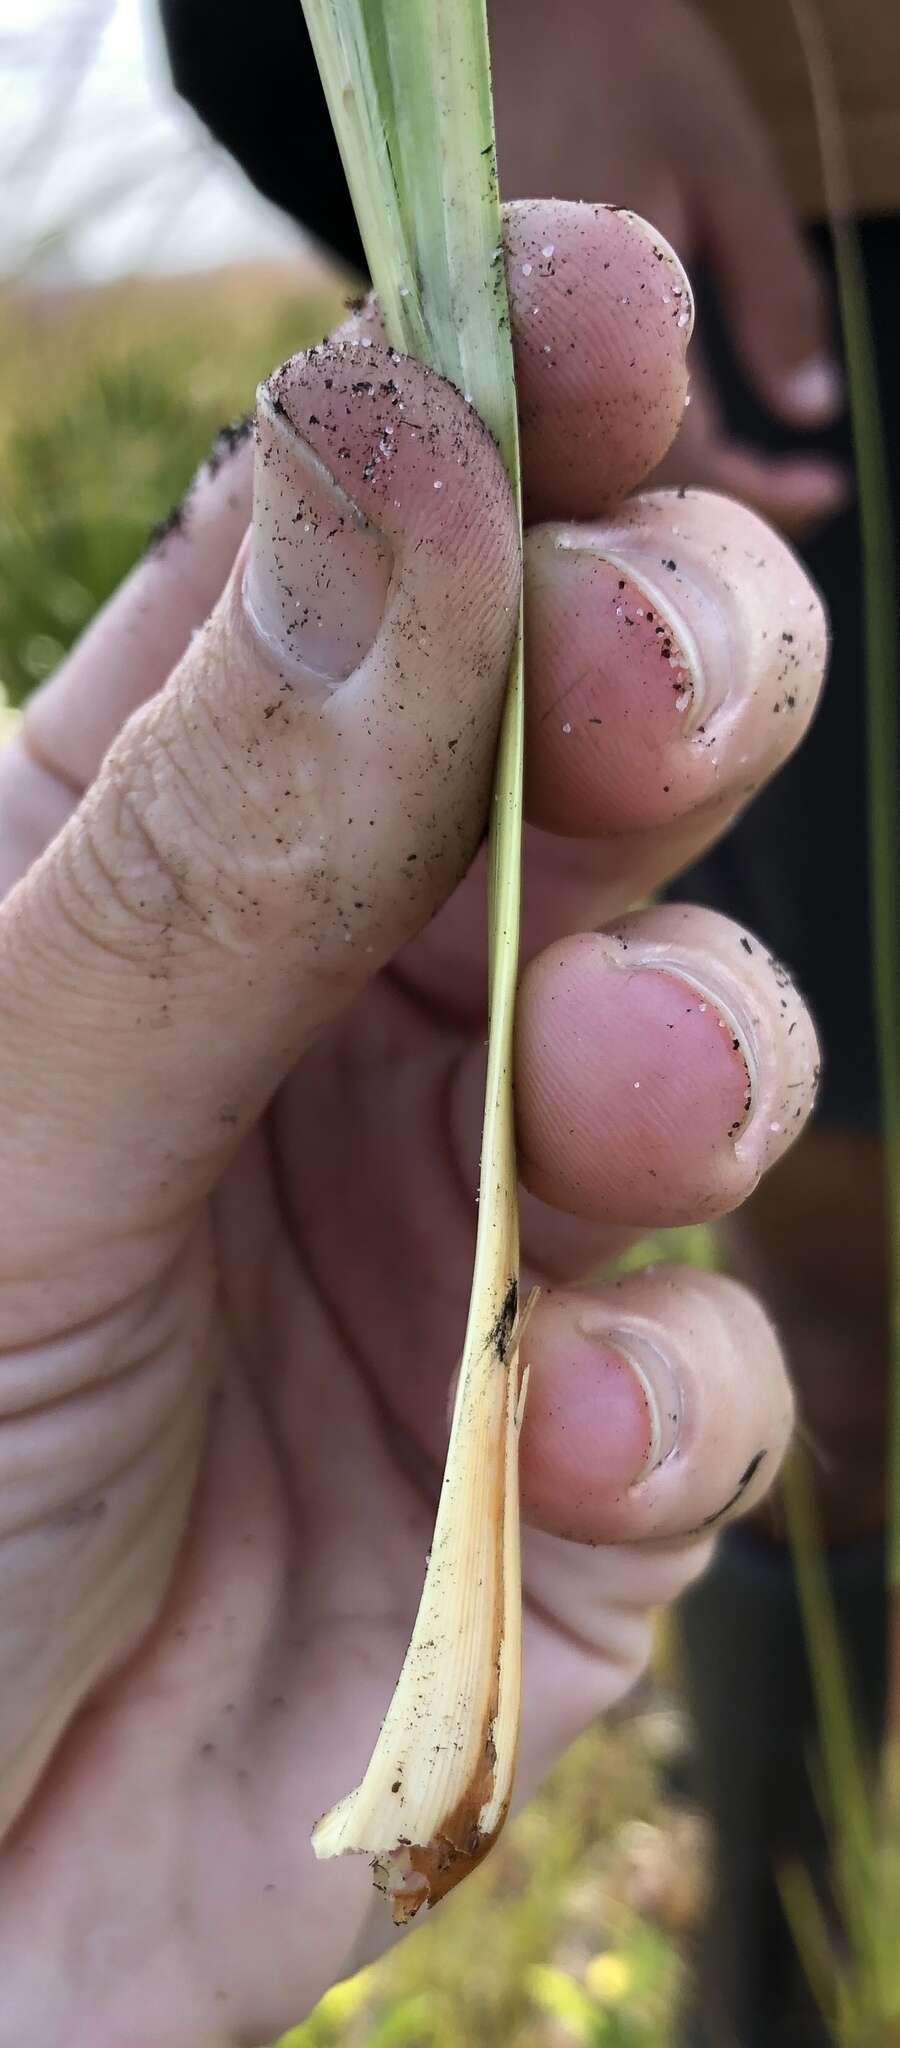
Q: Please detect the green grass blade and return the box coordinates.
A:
[781,1453,875,1902]
[779,1858,840,2034]
[830,223,900,1589]
[301,1,519,480]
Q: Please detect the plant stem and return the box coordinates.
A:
[300,0,527,1916]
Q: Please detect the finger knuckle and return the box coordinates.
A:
[66,690,323,967]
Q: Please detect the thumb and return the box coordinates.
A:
[0,344,517,1286]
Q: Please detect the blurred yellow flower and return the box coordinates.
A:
[585,1950,634,2006]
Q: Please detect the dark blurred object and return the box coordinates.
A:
[159,0,365,272]
[674,219,900,1135]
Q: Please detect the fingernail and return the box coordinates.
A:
[578,1319,682,1481]
[554,534,725,735]
[623,946,761,1140]
[245,380,393,682]
[778,354,844,426]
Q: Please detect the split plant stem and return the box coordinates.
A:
[300,0,528,1918]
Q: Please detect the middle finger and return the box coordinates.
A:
[401,484,827,1013]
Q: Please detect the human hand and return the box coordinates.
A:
[0,202,824,2046]
[491,0,848,533]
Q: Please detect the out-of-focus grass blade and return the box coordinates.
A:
[780,13,900,2035]
[788,0,900,1602]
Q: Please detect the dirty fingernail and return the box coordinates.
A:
[555,532,727,735]
[624,948,761,1141]
[578,1319,683,1481]
[246,379,393,682]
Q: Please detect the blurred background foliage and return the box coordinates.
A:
[0,270,342,704]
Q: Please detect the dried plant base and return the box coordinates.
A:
[312,1291,536,1920]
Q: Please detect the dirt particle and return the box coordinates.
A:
[490,1277,519,1363]
[205,413,254,478]
[698,1450,767,1528]
[146,501,188,554]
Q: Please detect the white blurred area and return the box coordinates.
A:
[1,0,309,283]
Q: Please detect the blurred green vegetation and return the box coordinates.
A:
[0,266,344,704]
